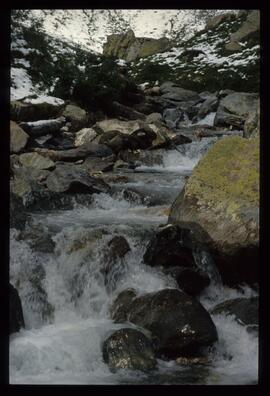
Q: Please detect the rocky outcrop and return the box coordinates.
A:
[10,283,25,334]
[206,13,236,30]
[103,29,170,62]
[169,136,259,286]
[103,328,157,371]
[19,117,66,137]
[226,10,260,52]
[10,121,29,153]
[110,288,218,359]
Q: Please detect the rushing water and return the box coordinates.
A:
[9,138,258,384]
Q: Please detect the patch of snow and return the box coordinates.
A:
[23,95,65,106]
[77,65,85,72]
[10,67,36,101]
[14,58,30,68]
[116,59,127,66]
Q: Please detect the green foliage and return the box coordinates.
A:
[133,62,172,85]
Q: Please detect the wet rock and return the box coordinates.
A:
[45,164,111,194]
[163,107,183,129]
[18,224,56,253]
[197,97,218,119]
[75,128,97,146]
[10,283,25,334]
[164,267,210,297]
[18,152,55,170]
[62,104,88,131]
[10,121,29,153]
[19,117,66,137]
[10,97,64,122]
[108,236,131,259]
[169,136,259,286]
[111,288,218,359]
[110,288,137,323]
[143,224,196,269]
[103,328,157,371]
[34,142,113,162]
[209,297,258,326]
[10,193,30,230]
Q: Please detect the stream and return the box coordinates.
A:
[9,138,258,385]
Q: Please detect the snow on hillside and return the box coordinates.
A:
[130,14,260,92]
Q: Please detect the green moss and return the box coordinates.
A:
[186,137,259,217]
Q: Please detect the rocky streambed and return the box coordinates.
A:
[10,77,259,384]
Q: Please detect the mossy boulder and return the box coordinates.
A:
[169,136,259,286]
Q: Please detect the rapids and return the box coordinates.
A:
[9,138,258,384]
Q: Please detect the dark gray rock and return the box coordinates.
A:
[209,297,258,326]
[103,328,157,371]
[110,288,137,323]
[197,97,218,119]
[10,192,30,230]
[160,82,200,102]
[111,101,146,120]
[108,236,131,259]
[164,267,210,297]
[45,165,111,194]
[10,283,25,334]
[143,224,196,269]
[111,288,218,359]
[62,104,88,131]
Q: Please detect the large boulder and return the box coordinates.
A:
[160,82,200,103]
[225,10,260,52]
[103,328,157,371]
[169,136,259,286]
[95,119,142,135]
[109,288,138,323]
[163,267,210,297]
[210,297,258,326]
[10,121,29,153]
[10,96,65,122]
[18,152,55,170]
[10,283,25,334]
[45,164,111,194]
[214,92,259,128]
[103,29,170,62]
[110,288,218,359]
[62,104,88,131]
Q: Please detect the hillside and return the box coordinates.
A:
[130,11,259,92]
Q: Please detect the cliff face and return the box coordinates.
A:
[103,29,171,62]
